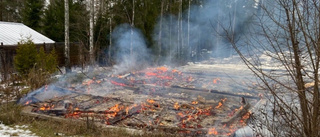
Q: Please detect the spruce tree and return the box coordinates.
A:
[21,0,45,32]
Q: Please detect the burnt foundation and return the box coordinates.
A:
[21,66,260,136]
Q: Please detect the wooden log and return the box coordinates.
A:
[107,105,142,124]
[221,103,250,125]
[171,85,260,100]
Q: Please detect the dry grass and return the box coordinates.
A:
[0,103,180,137]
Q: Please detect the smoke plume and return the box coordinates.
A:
[112,24,151,74]
[153,0,259,63]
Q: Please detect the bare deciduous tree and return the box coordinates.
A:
[223,1,320,137]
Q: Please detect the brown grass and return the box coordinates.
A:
[0,103,180,137]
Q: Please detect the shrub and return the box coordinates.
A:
[14,40,38,76]
[14,40,58,90]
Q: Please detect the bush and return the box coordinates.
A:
[14,40,38,76]
[14,40,58,90]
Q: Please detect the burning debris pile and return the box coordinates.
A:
[20,66,259,136]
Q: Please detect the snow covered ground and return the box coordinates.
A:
[0,122,38,137]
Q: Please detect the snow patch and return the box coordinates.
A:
[0,122,38,137]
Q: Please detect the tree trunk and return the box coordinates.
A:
[0,0,2,21]
[158,1,164,58]
[177,0,182,60]
[109,16,112,63]
[130,0,135,57]
[188,0,190,60]
[169,5,172,62]
[65,0,70,73]
[89,0,94,65]
[180,0,183,59]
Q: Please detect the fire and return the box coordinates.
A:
[39,103,54,111]
[239,112,251,126]
[109,104,121,112]
[174,102,180,110]
[110,80,126,86]
[177,112,184,117]
[106,104,124,118]
[191,101,198,105]
[213,78,221,84]
[126,104,138,115]
[126,107,129,115]
[83,79,94,86]
[215,102,223,109]
[25,100,31,105]
[208,128,218,135]
[156,66,168,72]
[96,80,101,84]
[172,69,178,73]
[228,105,245,117]
[146,72,157,76]
[215,98,227,109]
[242,112,250,119]
[196,107,212,116]
[147,99,155,104]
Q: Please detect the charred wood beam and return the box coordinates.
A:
[171,85,260,100]
[221,103,250,125]
[108,105,142,125]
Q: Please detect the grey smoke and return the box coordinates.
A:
[110,0,259,71]
[153,0,259,62]
[112,23,151,74]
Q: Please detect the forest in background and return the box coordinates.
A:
[0,0,258,65]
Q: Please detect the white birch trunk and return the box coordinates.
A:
[65,0,70,72]
[188,0,190,60]
[177,0,182,59]
[89,0,94,64]
[180,0,184,58]
[158,1,164,58]
[169,10,172,61]
[130,0,135,56]
[109,15,112,62]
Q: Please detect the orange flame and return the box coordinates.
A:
[147,99,155,104]
[109,104,120,112]
[213,78,221,84]
[177,112,184,117]
[156,66,168,72]
[126,107,129,115]
[215,102,223,109]
[146,72,157,76]
[174,102,180,110]
[215,98,227,109]
[191,101,198,105]
[208,128,218,135]
[39,104,54,111]
[110,81,126,86]
[25,100,31,105]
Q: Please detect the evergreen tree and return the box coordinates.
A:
[0,0,24,22]
[43,0,89,42]
[21,0,45,32]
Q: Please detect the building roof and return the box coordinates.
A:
[0,21,55,46]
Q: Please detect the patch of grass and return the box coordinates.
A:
[0,103,181,137]
[0,103,24,125]
[28,119,179,137]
